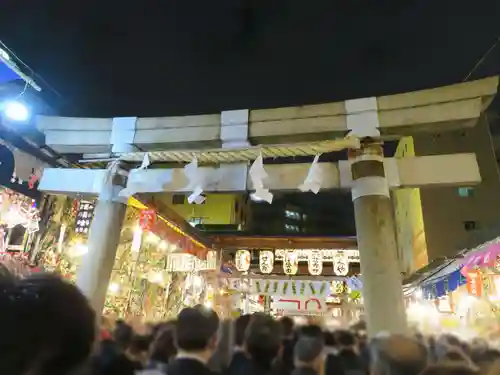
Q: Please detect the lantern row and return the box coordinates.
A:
[235,249,359,276]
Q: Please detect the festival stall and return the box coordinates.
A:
[407,239,500,339]
[0,187,40,252]
[35,195,216,321]
[221,247,363,322]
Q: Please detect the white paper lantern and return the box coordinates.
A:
[259,250,274,274]
[283,251,298,275]
[308,250,323,276]
[235,249,251,272]
[333,257,349,276]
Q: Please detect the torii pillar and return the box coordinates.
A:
[76,162,128,314]
[349,139,407,336]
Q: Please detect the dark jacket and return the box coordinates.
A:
[169,358,217,375]
[91,339,136,375]
[337,349,366,374]
[291,366,318,375]
[226,351,251,375]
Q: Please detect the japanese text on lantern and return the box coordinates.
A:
[139,209,157,231]
[75,200,95,234]
[259,250,274,274]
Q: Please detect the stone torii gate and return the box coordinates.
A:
[37,77,498,336]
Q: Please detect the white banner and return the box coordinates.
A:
[272,296,327,315]
[166,251,217,272]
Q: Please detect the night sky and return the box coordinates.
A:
[1,0,500,235]
[1,0,499,118]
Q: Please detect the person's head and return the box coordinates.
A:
[419,362,479,375]
[0,272,96,375]
[150,324,177,364]
[323,331,336,347]
[128,334,152,363]
[245,313,282,369]
[114,321,133,351]
[336,330,357,351]
[279,316,295,338]
[234,314,252,348]
[299,324,323,339]
[175,305,219,355]
[294,335,325,371]
[370,335,428,375]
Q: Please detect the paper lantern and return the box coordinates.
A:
[259,250,274,274]
[283,251,298,275]
[235,249,251,272]
[308,250,323,276]
[333,257,349,276]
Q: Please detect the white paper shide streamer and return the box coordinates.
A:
[307,250,323,276]
[118,153,151,199]
[283,250,298,275]
[235,249,251,272]
[299,154,323,194]
[184,157,207,204]
[333,253,349,276]
[259,250,274,274]
[249,153,273,203]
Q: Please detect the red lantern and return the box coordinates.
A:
[139,209,157,231]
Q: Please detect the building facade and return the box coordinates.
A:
[160,193,250,229]
[249,192,355,236]
[394,113,500,272]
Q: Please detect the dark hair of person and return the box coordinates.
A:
[175,305,219,351]
[0,272,96,375]
[279,316,294,337]
[150,324,177,363]
[234,314,252,347]
[419,362,479,375]
[245,313,282,370]
[151,320,175,340]
[299,324,323,339]
[114,321,133,351]
[129,334,152,355]
[324,331,336,347]
[336,329,357,347]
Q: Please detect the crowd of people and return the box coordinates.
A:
[2,271,500,375]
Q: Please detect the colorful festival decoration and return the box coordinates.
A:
[461,243,500,276]
[139,209,157,231]
[422,269,467,299]
[248,279,330,298]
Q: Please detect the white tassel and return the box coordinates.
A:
[299,154,323,194]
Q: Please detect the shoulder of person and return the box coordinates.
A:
[136,370,166,375]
